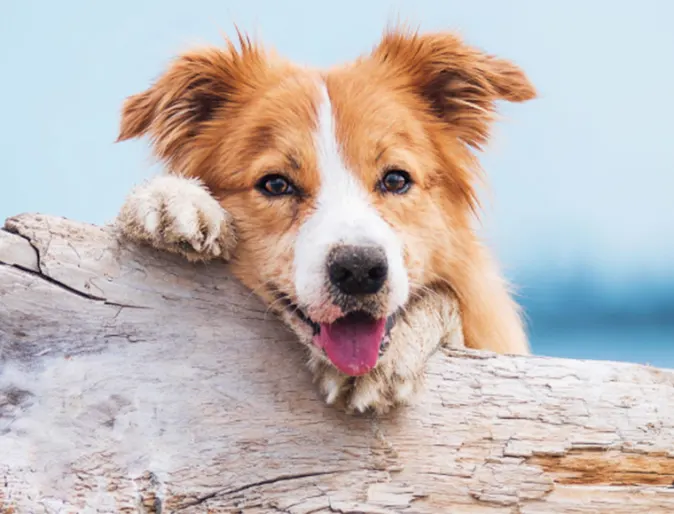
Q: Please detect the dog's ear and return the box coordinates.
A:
[117,33,268,172]
[372,28,537,149]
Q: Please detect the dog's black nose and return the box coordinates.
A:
[327,245,388,295]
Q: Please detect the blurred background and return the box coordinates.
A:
[2,1,672,367]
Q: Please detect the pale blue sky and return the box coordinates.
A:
[2,0,673,282]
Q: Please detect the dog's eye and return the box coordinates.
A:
[256,174,296,197]
[379,169,412,195]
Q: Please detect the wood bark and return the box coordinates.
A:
[1,213,673,513]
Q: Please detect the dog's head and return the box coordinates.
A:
[118,28,536,376]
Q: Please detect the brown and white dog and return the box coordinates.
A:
[115,27,536,413]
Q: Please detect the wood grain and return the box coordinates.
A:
[1,213,673,513]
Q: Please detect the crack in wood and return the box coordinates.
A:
[174,471,348,511]
[0,227,147,311]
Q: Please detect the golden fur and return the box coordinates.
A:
[115,27,536,413]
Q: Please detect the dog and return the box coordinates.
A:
[115,27,536,413]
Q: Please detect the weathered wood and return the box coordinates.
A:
[1,213,673,513]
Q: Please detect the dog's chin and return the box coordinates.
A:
[278,301,397,377]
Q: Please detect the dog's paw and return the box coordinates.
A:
[116,175,236,261]
[310,357,424,415]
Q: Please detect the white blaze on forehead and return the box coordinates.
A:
[293,82,409,316]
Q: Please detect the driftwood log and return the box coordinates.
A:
[1,213,673,513]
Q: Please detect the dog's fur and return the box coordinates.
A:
[115,27,536,413]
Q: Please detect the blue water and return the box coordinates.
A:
[530,324,674,369]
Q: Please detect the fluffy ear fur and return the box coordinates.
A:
[372,28,537,149]
[117,33,268,174]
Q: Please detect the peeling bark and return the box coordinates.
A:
[1,213,673,513]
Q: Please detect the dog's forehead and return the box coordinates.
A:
[318,68,434,183]
[225,63,433,193]
[298,68,429,166]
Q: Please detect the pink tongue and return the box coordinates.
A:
[315,314,387,376]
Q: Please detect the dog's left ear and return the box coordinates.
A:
[372,29,537,149]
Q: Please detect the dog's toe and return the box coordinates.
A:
[347,372,422,415]
[312,363,350,405]
[117,175,236,261]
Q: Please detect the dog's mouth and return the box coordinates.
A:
[313,311,395,376]
[273,292,396,376]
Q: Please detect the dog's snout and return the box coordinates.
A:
[327,245,388,295]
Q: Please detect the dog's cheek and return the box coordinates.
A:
[392,227,423,287]
[258,233,300,299]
